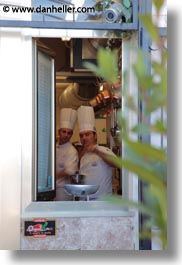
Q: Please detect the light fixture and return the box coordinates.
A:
[61,37,71,41]
[105,2,123,23]
[99,84,104,91]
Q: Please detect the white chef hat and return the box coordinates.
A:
[77,106,96,132]
[60,108,77,130]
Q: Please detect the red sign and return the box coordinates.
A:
[24,219,56,238]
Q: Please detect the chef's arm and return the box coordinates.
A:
[94,147,118,168]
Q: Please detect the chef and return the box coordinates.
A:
[77,105,117,200]
[55,108,79,201]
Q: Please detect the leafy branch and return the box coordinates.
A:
[85,0,167,249]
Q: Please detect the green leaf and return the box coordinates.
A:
[105,195,157,218]
[107,155,165,189]
[132,123,151,134]
[98,48,118,82]
[132,51,155,92]
[149,185,167,223]
[122,0,131,8]
[83,62,100,76]
[132,122,167,135]
[42,222,48,229]
[152,0,164,14]
[125,140,167,162]
[105,192,167,248]
[152,120,167,134]
[84,48,118,83]
[139,14,160,44]
[123,145,166,183]
[125,95,137,111]
[132,51,147,78]
[85,0,167,248]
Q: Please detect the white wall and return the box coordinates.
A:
[0,31,33,250]
[0,0,32,250]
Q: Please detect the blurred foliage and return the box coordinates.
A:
[85,0,167,249]
[84,48,119,83]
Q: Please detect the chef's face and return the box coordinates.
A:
[79,130,97,147]
[58,128,73,145]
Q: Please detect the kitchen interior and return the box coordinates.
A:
[37,36,123,198]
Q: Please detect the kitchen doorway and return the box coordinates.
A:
[34,37,123,201]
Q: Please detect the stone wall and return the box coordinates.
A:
[21,216,134,250]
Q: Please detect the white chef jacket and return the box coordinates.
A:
[79,145,116,200]
[55,142,78,201]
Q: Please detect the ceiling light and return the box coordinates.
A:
[61,37,71,41]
